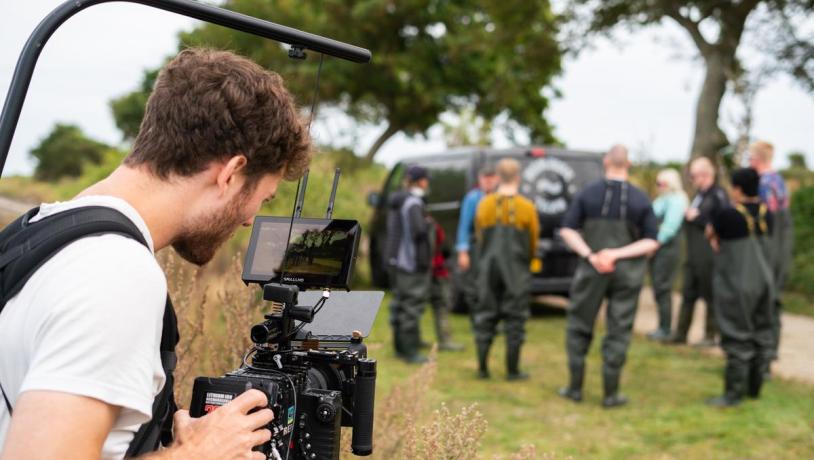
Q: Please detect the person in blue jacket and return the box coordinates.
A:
[455,164,498,310]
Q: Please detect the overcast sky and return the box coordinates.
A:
[1,1,812,177]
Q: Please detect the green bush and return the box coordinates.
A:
[30,124,111,181]
[789,186,814,295]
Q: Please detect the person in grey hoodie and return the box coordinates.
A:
[385,165,434,363]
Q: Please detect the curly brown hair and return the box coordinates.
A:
[125,48,311,184]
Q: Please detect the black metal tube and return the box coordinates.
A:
[325,167,341,219]
[0,0,372,177]
[351,358,376,456]
[293,170,309,218]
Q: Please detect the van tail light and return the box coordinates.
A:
[528,147,546,157]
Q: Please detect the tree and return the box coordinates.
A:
[30,124,111,181]
[109,68,159,141]
[111,0,562,160]
[788,151,808,170]
[564,0,814,163]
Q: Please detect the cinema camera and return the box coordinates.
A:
[190,170,383,460]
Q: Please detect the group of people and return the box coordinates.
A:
[385,140,793,410]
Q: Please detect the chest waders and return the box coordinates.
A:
[649,223,681,337]
[388,202,433,364]
[461,233,481,313]
[473,196,532,380]
[562,182,646,404]
[674,222,717,343]
[708,205,775,406]
[768,207,793,361]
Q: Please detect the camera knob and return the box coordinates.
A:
[315,403,335,423]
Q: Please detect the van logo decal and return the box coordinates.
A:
[521,157,576,215]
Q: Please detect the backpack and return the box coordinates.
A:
[0,206,178,457]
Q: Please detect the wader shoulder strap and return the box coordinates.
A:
[600,181,629,220]
[495,195,517,225]
[0,206,178,455]
[734,204,768,235]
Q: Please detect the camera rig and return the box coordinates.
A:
[191,168,383,460]
[0,3,377,459]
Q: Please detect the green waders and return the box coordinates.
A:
[674,224,717,343]
[429,275,458,349]
[564,182,647,402]
[389,268,431,361]
[709,209,774,405]
[462,243,480,315]
[767,208,793,362]
[473,197,531,379]
[649,235,680,336]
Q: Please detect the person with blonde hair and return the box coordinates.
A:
[646,169,689,341]
[749,140,793,375]
[472,158,540,380]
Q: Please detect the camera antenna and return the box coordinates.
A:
[278,52,325,284]
[325,167,341,219]
[293,171,308,219]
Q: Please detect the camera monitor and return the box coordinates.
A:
[242,216,360,290]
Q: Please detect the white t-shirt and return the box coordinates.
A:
[0,196,167,459]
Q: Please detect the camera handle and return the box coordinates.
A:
[0,0,372,177]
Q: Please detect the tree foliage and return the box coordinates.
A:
[111,0,562,160]
[563,0,814,163]
[30,124,111,181]
[109,68,159,141]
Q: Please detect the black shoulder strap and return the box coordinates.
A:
[0,205,178,455]
[0,206,150,305]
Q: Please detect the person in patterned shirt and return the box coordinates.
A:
[749,140,794,375]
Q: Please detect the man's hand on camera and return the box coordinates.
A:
[167,389,273,460]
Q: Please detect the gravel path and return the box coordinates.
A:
[633,288,814,385]
[536,288,813,384]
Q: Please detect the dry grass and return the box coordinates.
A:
[160,249,506,458]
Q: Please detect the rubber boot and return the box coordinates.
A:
[399,330,428,364]
[476,340,491,379]
[707,361,745,407]
[506,343,529,381]
[558,363,584,402]
[747,356,765,399]
[435,311,463,351]
[602,369,628,408]
[392,326,405,356]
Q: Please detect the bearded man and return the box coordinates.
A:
[0,48,311,460]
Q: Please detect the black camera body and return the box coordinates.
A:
[190,177,381,460]
[190,284,378,459]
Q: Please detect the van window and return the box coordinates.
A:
[383,163,405,199]
[417,159,469,208]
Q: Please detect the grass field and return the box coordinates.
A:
[364,299,814,459]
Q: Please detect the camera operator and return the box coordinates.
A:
[0,48,311,459]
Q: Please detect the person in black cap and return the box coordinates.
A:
[384,164,434,363]
[705,167,775,407]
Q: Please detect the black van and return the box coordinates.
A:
[366,146,604,309]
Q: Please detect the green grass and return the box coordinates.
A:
[364,300,814,459]
[784,291,814,318]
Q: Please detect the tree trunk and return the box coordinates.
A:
[689,49,735,164]
[365,123,400,161]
